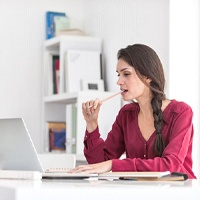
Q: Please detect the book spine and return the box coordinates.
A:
[66,105,72,153]
[52,55,60,94]
[71,104,77,153]
[45,11,66,39]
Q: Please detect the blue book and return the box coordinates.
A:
[46,11,66,39]
[48,122,66,151]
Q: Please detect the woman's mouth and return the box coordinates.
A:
[121,89,128,94]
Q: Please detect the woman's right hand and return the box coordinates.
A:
[82,98,102,133]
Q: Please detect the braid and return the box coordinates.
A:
[117,44,166,156]
[151,90,165,157]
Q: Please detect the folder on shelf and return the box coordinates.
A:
[65,50,102,93]
[66,104,77,153]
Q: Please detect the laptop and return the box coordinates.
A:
[0,118,96,179]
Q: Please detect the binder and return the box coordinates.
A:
[65,50,102,93]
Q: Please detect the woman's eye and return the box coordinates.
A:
[117,72,130,77]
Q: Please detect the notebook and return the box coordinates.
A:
[98,171,188,181]
[98,171,171,179]
[0,118,96,179]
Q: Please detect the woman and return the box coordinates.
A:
[70,44,196,178]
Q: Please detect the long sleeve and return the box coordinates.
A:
[112,101,196,179]
[83,100,196,179]
[83,109,126,163]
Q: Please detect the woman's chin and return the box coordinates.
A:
[122,96,132,102]
[122,95,136,102]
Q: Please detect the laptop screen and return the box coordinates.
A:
[0,118,44,172]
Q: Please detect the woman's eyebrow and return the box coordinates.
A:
[116,68,130,73]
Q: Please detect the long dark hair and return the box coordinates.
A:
[117,44,166,157]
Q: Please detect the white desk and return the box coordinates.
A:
[0,178,199,200]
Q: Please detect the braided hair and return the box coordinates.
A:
[117,44,166,157]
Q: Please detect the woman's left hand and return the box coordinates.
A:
[68,160,112,174]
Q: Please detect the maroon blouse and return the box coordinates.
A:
[83,100,196,179]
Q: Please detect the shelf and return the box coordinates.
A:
[42,91,122,154]
[42,35,122,155]
[43,91,119,104]
[43,35,102,95]
[44,35,102,52]
[43,92,78,104]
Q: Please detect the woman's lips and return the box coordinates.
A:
[121,89,128,94]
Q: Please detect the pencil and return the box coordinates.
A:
[87,91,122,109]
[101,91,122,103]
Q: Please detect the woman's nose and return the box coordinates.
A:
[116,77,124,85]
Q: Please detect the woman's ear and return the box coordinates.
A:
[145,77,152,84]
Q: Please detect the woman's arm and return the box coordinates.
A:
[83,106,127,163]
[111,105,196,178]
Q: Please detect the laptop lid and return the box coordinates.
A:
[0,118,44,172]
[0,118,97,179]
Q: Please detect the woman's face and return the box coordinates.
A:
[116,58,151,102]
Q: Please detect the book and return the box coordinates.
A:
[98,171,170,179]
[53,16,70,36]
[45,11,66,39]
[46,54,59,95]
[48,122,66,152]
[55,58,60,94]
[52,55,60,94]
[55,28,85,36]
[98,171,188,181]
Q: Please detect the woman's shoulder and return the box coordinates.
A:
[120,102,139,112]
[115,102,139,121]
[166,99,193,115]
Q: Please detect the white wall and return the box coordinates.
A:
[0,0,169,152]
[83,0,169,93]
[0,0,84,151]
[83,0,200,179]
[1,1,198,179]
[169,0,200,179]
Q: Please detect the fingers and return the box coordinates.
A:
[93,98,102,109]
[69,161,112,174]
[68,165,97,174]
[82,98,101,114]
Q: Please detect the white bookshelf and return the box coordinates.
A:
[42,90,121,154]
[42,36,122,158]
[43,35,102,95]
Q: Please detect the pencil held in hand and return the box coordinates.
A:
[87,91,122,110]
[101,91,122,103]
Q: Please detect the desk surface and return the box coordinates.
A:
[0,178,199,200]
